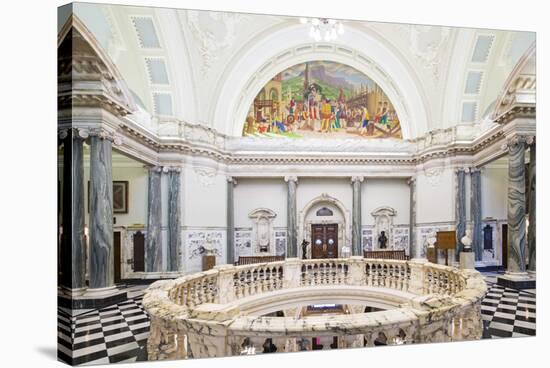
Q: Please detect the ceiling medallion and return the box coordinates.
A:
[299,17,344,42]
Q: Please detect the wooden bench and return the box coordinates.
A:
[363,250,410,260]
[235,255,285,266]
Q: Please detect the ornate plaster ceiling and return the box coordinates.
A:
[63,3,535,139]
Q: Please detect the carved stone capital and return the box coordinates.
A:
[227,176,237,185]
[163,166,182,173]
[501,135,534,151]
[351,176,364,184]
[284,176,298,184]
[58,127,89,140]
[146,165,163,173]
[407,176,416,186]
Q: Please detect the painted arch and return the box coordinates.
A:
[242,61,402,139]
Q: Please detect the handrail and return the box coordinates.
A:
[144,257,486,360]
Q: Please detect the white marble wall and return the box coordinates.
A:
[183,228,226,273]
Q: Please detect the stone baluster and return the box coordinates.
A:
[226,177,237,265]
[59,128,87,294]
[351,176,364,256]
[167,167,182,271]
[146,166,163,272]
[285,176,298,258]
[527,139,536,273]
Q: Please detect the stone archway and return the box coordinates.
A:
[212,24,430,139]
[298,193,351,259]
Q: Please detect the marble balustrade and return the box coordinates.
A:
[144,257,486,360]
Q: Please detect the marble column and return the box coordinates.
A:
[59,128,87,292]
[226,177,237,264]
[88,134,114,289]
[505,137,527,274]
[285,176,298,258]
[455,168,467,261]
[528,141,536,272]
[407,177,418,259]
[167,168,182,272]
[351,176,364,256]
[470,168,483,261]
[146,166,163,272]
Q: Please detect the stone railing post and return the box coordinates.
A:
[408,260,427,295]
[348,256,365,285]
[283,258,302,288]
[215,264,236,304]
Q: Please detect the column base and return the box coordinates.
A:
[58,286,127,310]
[497,272,536,290]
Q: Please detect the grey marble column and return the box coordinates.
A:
[167,168,182,272]
[60,129,87,291]
[528,142,536,272]
[351,176,363,256]
[226,177,236,264]
[455,169,467,261]
[506,137,527,274]
[89,135,114,289]
[285,176,298,258]
[146,166,163,272]
[471,169,483,261]
[408,177,418,259]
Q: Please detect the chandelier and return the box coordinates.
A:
[300,17,344,42]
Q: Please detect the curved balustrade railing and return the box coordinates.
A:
[144,257,486,360]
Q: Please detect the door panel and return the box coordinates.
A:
[114,231,121,283]
[133,231,145,272]
[311,224,338,259]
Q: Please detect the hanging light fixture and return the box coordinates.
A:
[300,17,345,42]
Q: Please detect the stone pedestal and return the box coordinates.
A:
[58,287,127,310]
[497,273,536,290]
[460,252,475,270]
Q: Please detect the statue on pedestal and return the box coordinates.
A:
[301,239,310,259]
[378,231,388,249]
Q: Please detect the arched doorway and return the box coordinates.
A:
[298,194,350,259]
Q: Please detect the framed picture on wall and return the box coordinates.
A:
[88,181,129,214]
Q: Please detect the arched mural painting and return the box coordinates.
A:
[242,61,402,139]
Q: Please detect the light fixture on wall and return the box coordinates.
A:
[299,17,344,42]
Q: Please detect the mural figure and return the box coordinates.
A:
[243,61,402,139]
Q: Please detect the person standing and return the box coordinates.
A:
[359,106,370,136]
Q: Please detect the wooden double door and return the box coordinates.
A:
[311,224,338,259]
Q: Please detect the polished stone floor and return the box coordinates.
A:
[57,272,536,365]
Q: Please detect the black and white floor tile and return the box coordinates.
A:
[58,286,150,365]
[480,272,536,339]
[58,275,536,365]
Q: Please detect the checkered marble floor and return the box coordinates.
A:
[57,286,150,365]
[480,272,536,339]
[57,274,535,365]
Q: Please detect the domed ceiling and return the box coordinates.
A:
[59,3,536,140]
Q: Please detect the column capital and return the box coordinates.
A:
[145,165,163,173]
[284,176,298,183]
[162,166,182,173]
[227,176,237,185]
[351,176,364,184]
[407,176,416,186]
[58,127,89,140]
[470,167,482,174]
[501,134,535,151]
